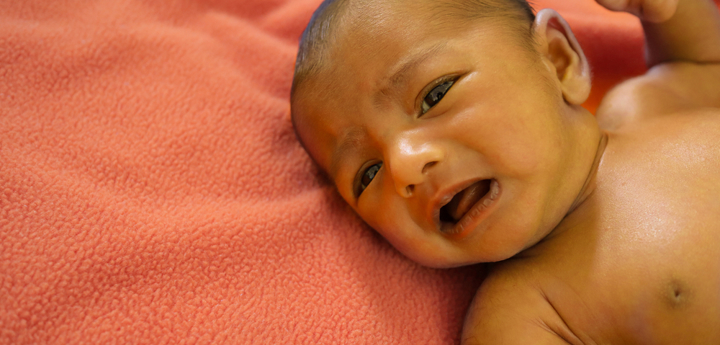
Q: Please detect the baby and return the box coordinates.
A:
[291,0,720,343]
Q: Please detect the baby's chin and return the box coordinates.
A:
[408,219,555,267]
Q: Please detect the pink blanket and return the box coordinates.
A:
[2,0,714,343]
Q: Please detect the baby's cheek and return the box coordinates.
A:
[363,199,413,237]
[363,198,405,234]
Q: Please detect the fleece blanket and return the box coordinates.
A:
[2,0,716,344]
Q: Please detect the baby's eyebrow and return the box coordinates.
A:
[329,126,365,179]
[381,43,447,96]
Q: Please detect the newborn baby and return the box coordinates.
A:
[291,0,720,342]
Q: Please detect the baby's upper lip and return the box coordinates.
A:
[428,177,487,229]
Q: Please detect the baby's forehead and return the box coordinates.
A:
[328,1,471,52]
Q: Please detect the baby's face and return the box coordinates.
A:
[294,5,585,267]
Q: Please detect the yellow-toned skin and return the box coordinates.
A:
[292,0,720,342]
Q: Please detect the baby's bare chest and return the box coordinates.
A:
[542,114,720,343]
[567,197,720,343]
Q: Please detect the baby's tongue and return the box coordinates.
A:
[446,181,491,221]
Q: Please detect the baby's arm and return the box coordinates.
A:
[596,0,720,127]
[640,0,720,67]
[596,0,720,66]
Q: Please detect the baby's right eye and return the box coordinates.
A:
[357,162,382,196]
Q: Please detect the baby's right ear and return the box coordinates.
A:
[533,9,591,106]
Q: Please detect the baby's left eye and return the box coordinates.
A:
[421,80,455,114]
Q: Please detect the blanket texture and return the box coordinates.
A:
[2,0,715,343]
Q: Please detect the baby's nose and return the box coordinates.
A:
[386,136,443,198]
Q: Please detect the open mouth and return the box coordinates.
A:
[438,179,499,233]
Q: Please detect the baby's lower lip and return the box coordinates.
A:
[441,179,501,238]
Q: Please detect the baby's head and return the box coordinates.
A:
[291,0,601,267]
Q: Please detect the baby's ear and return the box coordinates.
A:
[533,9,591,105]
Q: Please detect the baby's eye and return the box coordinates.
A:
[421,79,455,114]
[357,162,382,196]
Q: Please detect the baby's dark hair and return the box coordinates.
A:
[291,0,536,96]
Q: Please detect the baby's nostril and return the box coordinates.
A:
[422,161,437,173]
[406,185,415,196]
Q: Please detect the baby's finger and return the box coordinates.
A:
[595,0,632,12]
[639,0,679,23]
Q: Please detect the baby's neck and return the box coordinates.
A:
[566,132,609,214]
[517,131,609,258]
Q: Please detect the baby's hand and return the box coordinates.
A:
[596,0,679,22]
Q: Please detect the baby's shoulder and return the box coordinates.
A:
[595,62,720,131]
[461,261,585,345]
